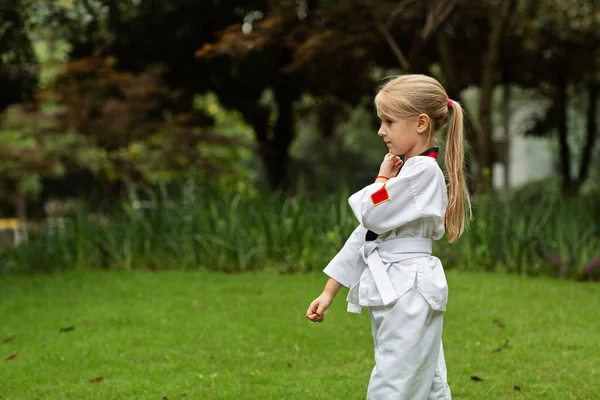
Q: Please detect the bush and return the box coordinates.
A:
[1,184,598,281]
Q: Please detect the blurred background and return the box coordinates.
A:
[0,0,598,278]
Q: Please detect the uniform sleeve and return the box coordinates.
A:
[348,158,445,235]
[322,224,366,288]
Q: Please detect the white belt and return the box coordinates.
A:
[347,237,433,314]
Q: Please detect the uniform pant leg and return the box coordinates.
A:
[366,285,446,400]
[428,342,452,400]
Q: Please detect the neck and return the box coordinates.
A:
[405,144,431,160]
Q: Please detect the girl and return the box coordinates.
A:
[306,74,471,399]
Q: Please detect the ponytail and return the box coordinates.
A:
[444,100,471,242]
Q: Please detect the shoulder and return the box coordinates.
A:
[399,156,443,180]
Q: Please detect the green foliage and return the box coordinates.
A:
[192,92,257,194]
[2,184,598,281]
[435,189,600,279]
[291,95,384,189]
[0,105,86,201]
[0,54,257,210]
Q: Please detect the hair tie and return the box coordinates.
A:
[447,99,453,108]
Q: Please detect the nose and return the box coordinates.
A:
[378,124,385,137]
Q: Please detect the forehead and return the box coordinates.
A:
[375,93,395,120]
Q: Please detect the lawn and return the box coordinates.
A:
[1,269,599,399]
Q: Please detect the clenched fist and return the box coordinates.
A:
[306,293,334,323]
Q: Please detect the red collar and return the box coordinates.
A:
[420,147,439,159]
[396,147,439,175]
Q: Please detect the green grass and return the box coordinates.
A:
[1,270,599,399]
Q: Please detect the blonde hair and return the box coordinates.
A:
[374,74,471,242]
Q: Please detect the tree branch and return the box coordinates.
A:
[386,0,417,28]
[374,19,411,70]
[365,0,413,70]
[421,0,456,40]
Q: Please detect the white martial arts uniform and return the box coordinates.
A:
[323,152,452,400]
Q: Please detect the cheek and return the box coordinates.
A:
[389,126,406,141]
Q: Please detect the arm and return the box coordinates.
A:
[306,154,406,323]
[322,154,404,283]
[348,158,441,234]
[307,224,365,323]
[322,224,367,288]
[306,278,343,323]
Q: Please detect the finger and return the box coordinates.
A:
[316,304,326,316]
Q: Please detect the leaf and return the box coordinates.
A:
[89,377,104,383]
[470,376,484,382]
[6,354,18,361]
[59,326,75,333]
[493,319,505,328]
[2,336,15,343]
[493,339,510,353]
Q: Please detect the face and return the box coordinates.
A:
[377,115,428,157]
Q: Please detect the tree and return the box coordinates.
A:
[0,104,85,221]
[44,56,254,201]
[0,0,38,111]
[197,0,466,188]
[517,0,600,193]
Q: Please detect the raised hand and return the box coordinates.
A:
[378,153,403,178]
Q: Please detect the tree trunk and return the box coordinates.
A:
[15,188,27,224]
[556,67,571,191]
[477,0,513,192]
[503,80,511,195]
[575,66,597,189]
[436,33,477,195]
[255,84,296,190]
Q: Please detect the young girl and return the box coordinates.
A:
[306,74,470,399]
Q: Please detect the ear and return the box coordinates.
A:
[416,114,430,134]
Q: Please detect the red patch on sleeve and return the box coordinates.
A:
[370,184,390,206]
